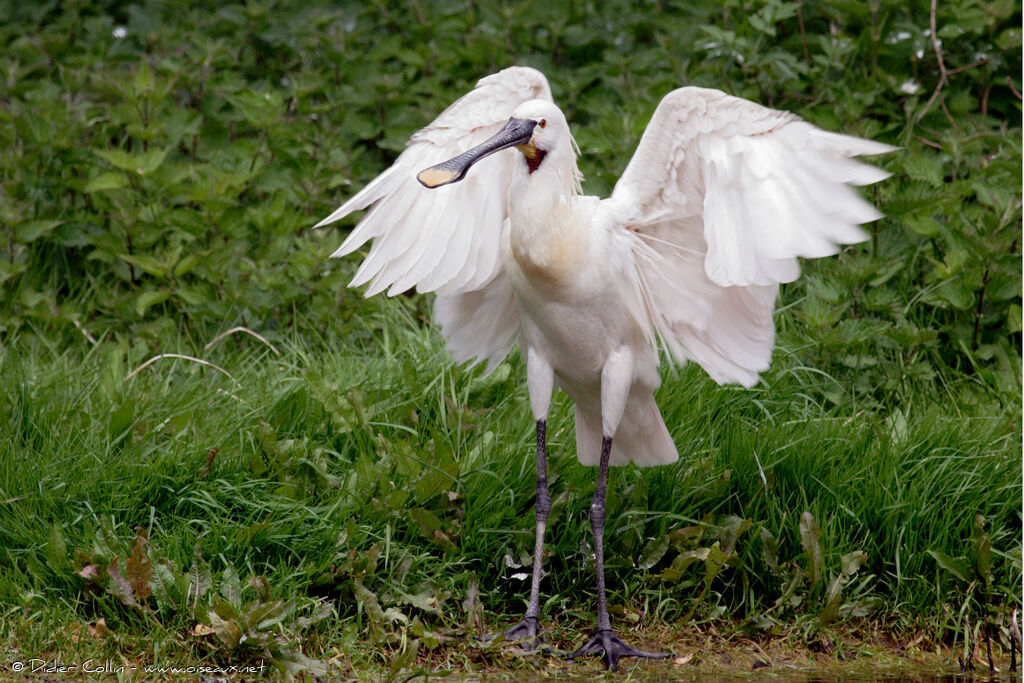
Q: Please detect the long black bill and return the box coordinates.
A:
[417,117,537,189]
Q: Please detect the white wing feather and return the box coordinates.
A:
[608,87,895,386]
[319,66,551,294]
[319,66,553,368]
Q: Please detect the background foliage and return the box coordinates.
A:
[1,0,1020,405]
[0,0,1020,676]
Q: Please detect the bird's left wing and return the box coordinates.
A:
[316,66,552,297]
[606,87,895,386]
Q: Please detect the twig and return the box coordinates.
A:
[960,615,976,672]
[213,387,248,406]
[1007,76,1022,101]
[985,617,995,672]
[796,2,810,69]
[72,319,98,346]
[915,0,958,129]
[124,353,241,387]
[753,450,768,488]
[913,134,943,150]
[1011,609,1021,673]
[203,326,281,356]
[947,57,990,76]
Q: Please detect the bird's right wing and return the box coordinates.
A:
[317,66,551,298]
[432,248,521,373]
[318,67,553,371]
[606,87,895,386]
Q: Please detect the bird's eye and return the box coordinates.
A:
[538,119,547,128]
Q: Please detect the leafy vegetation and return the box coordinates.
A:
[0,0,1019,678]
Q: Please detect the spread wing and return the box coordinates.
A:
[318,66,550,296]
[318,66,552,369]
[607,87,895,386]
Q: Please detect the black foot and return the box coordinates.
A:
[565,629,671,672]
[478,616,547,652]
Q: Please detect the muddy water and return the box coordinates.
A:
[633,671,1020,682]
[449,665,1022,682]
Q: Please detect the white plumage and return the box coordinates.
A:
[318,66,893,467]
[316,66,893,669]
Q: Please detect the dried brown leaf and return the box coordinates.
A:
[248,575,272,602]
[78,564,102,583]
[189,622,215,637]
[126,527,152,603]
[88,618,111,638]
[107,557,138,607]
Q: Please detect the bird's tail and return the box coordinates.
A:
[575,391,679,467]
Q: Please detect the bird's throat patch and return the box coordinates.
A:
[516,143,546,174]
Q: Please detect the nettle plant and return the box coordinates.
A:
[1,0,1019,412]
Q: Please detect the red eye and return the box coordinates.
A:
[539,119,547,128]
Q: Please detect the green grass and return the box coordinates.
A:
[0,0,1020,678]
[1,300,1019,676]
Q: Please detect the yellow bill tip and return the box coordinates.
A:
[417,166,459,188]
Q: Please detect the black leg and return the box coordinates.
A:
[483,419,551,650]
[565,435,672,671]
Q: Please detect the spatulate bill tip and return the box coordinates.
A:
[417,166,460,188]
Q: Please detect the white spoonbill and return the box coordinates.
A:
[317,66,893,671]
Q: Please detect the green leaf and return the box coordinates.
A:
[269,648,328,678]
[151,561,183,610]
[903,213,939,237]
[799,511,824,588]
[638,533,671,570]
[45,524,68,574]
[243,599,290,631]
[119,253,168,278]
[717,515,752,554]
[934,248,969,279]
[840,550,868,576]
[1007,304,1022,334]
[135,290,170,316]
[134,60,154,93]
[16,220,62,242]
[676,546,711,573]
[221,563,242,608]
[83,172,128,193]
[996,26,1022,50]
[172,253,201,277]
[972,181,1015,213]
[389,639,420,677]
[187,542,212,611]
[96,147,169,175]
[248,575,272,602]
[208,609,242,648]
[927,550,974,583]
[397,588,442,614]
[295,601,334,629]
[0,260,29,285]
[670,525,704,549]
[749,14,774,36]
[760,527,780,572]
[410,507,443,539]
[653,546,709,582]
[107,400,134,440]
[972,514,993,589]
[931,278,974,310]
[352,576,385,634]
[903,154,945,187]
[703,543,731,585]
[818,580,844,625]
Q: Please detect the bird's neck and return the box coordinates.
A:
[507,159,584,282]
